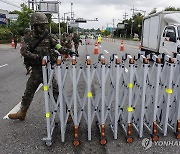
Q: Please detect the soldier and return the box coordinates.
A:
[8,12,75,120]
[21,28,32,75]
[14,35,18,49]
[61,32,73,59]
[72,33,80,57]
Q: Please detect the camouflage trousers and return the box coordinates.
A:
[74,44,79,53]
[21,67,58,110]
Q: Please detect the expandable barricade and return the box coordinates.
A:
[42,54,180,146]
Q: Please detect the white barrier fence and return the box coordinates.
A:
[41,54,180,146]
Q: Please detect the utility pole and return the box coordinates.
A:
[28,0,30,8]
[123,11,128,20]
[134,9,146,16]
[112,18,115,36]
[131,5,135,16]
[58,1,61,43]
[112,18,115,30]
[130,6,135,38]
[32,0,34,10]
[106,23,109,28]
[123,11,128,38]
[71,2,73,21]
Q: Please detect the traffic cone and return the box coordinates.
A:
[120,40,124,51]
[11,39,15,48]
[94,41,99,54]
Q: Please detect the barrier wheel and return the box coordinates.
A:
[176,133,180,139]
[126,137,133,143]
[151,134,159,142]
[100,139,107,145]
[45,140,52,147]
[73,140,80,147]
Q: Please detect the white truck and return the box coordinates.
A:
[141,11,180,56]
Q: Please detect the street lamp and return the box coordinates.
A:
[130,19,134,38]
[64,12,71,33]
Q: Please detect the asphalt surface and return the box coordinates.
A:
[0,40,179,154]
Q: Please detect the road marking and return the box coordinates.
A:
[3,83,43,119]
[0,64,8,68]
[125,68,128,72]
[99,45,102,47]
[104,50,109,53]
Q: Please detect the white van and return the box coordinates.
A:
[141,11,180,56]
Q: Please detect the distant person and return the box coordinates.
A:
[98,34,102,44]
[14,35,18,49]
[72,33,80,57]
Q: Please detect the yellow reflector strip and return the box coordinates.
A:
[127,107,133,112]
[43,86,48,91]
[128,83,133,88]
[165,88,172,94]
[46,112,50,118]
[87,92,92,98]
[55,44,62,50]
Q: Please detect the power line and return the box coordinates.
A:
[123,11,128,20]
[0,0,21,8]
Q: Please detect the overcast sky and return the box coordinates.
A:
[1,0,180,29]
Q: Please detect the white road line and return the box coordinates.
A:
[104,50,109,53]
[99,45,102,47]
[3,83,43,119]
[125,68,128,73]
[0,64,8,68]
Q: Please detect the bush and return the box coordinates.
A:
[0,28,13,42]
[133,37,140,41]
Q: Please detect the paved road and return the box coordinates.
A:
[0,41,179,154]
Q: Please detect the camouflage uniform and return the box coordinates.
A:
[14,35,18,49]
[72,33,80,56]
[20,15,60,110]
[8,12,62,120]
[60,33,73,58]
[21,28,32,74]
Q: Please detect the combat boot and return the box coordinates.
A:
[8,108,28,121]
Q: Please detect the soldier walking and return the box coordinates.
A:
[72,32,80,57]
[8,12,64,120]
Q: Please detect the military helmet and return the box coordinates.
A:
[30,12,49,26]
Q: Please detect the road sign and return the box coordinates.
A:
[37,1,59,13]
[69,22,79,27]
[75,18,87,23]
[117,23,125,29]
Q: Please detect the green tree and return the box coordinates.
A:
[132,13,143,37]
[149,8,157,15]
[9,3,33,35]
[9,10,20,14]
[50,22,59,34]
[164,6,180,11]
